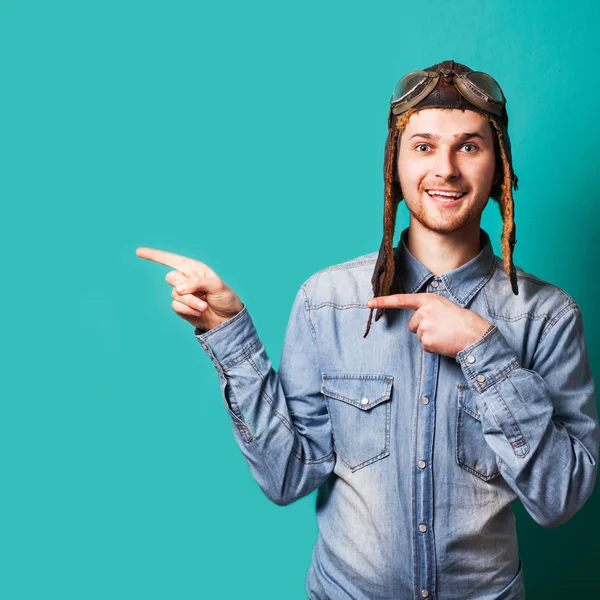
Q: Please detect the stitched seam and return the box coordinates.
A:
[477,359,520,391]
[445,255,496,306]
[461,324,500,355]
[484,266,576,322]
[245,355,294,435]
[322,375,393,380]
[457,385,481,419]
[291,446,335,465]
[324,379,392,471]
[341,448,390,472]
[322,380,392,407]
[456,399,500,480]
[334,401,391,472]
[402,270,432,294]
[484,285,554,322]
[514,271,575,301]
[491,383,530,456]
[538,303,578,343]
[221,338,262,371]
[461,345,520,390]
[309,302,370,310]
[227,381,253,442]
[301,285,318,341]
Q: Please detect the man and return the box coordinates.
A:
[136,61,599,600]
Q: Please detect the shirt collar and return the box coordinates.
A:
[394,226,496,307]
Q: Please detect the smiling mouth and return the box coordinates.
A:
[426,190,467,203]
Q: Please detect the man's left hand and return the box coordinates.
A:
[366,293,492,358]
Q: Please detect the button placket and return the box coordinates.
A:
[415,352,439,597]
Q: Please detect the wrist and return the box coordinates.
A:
[459,320,495,355]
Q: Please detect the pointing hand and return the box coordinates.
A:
[366,293,492,358]
[136,247,244,331]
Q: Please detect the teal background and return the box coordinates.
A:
[2,0,599,598]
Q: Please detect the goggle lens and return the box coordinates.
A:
[391,71,430,103]
[464,72,505,103]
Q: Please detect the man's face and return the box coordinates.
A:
[397,108,497,235]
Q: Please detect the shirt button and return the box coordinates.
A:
[361,397,369,406]
[418,523,427,532]
[201,342,208,350]
[421,590,429,598]
[418,460,426,469]
[476,374,486,383]
[430,280,439,288]
[467,355,476,364]
[421,396,430,405]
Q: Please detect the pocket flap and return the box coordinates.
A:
[322,374,394,410]
[457,384,481,421]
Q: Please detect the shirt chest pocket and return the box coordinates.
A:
[321,374,393,472]
[456,384,501,482]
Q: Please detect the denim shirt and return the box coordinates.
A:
[195,227,599,600]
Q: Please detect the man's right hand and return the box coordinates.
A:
[136,247,244,331]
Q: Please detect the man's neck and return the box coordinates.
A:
[405,218,483,277]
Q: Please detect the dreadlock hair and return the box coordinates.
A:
[363,107,519,338]
[482,112,519,299]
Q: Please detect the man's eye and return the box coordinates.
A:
[415,144,431,152]
[462,143,478,153]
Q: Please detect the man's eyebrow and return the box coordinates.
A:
[409,132,485,141]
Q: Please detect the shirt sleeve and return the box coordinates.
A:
[194,285,334,506]
[455,303,599,528]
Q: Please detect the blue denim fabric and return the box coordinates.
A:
[195,227,599,600]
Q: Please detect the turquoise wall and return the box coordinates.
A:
[2,0,598,597]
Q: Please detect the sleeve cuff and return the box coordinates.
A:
[455,325,521,392]
[194,304,260,369]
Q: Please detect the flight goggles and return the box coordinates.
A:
[390,68,506,117]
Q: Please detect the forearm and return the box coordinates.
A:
[197,304,334,506]
[456,314,599,528]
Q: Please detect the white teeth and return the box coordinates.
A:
[427,190,465,202]
[427,190,464,197]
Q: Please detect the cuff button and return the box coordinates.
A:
[476,374,486,383]
[467,355,476,364]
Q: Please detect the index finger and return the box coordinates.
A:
[366,293,428,310]
[136,247,194,274]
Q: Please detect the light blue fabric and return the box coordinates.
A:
[195,227,598,600]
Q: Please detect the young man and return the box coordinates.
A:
[136,61,599,600]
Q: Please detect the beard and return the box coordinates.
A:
[402,190,488,235]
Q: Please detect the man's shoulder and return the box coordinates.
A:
[299,250,379,304]
[488,255,578,321]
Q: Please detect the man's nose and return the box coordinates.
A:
[434,149,460,180]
